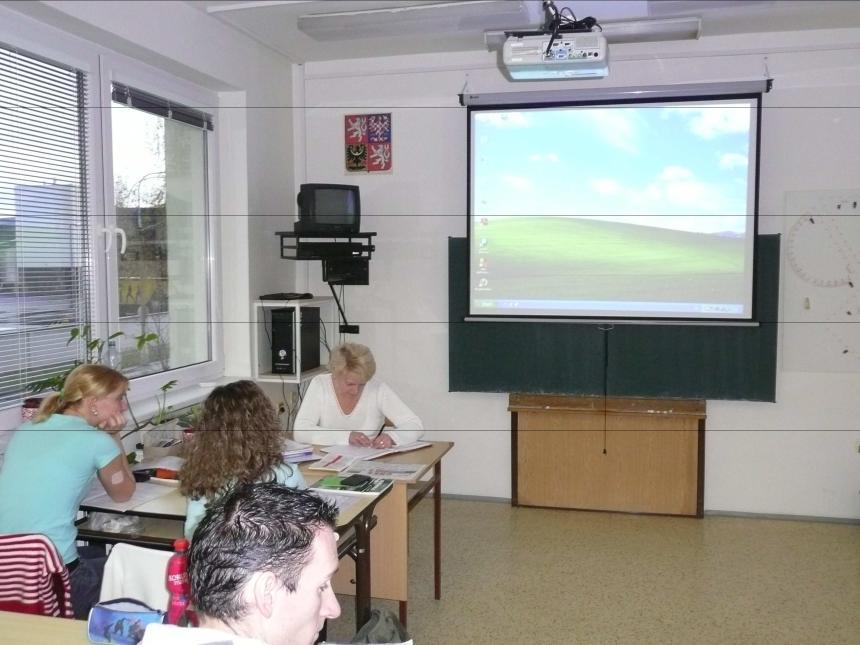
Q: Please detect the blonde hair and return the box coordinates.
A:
[328,343,376,382]
[34,364,129,424]
[180,380,290,499]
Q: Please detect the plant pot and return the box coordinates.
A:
[21,397,44,421]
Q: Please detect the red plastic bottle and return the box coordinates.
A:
[166,538,190,625]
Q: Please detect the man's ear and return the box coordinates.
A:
[249,571,280,618]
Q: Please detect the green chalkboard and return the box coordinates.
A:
[448,235,779,401]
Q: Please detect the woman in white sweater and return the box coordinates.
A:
[293,343,423,447]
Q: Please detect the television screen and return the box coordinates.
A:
[468,94,761,321]
[297,184,360,233]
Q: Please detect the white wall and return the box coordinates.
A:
[5,0,299,378]
[296,30,860,519]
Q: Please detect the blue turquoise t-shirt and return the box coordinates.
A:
[0,414,120,564]
[183,462,306,540]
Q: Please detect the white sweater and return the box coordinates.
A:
[293,374,423,446]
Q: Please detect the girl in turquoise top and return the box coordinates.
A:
[179,380,306,540]
[0,364,135,619]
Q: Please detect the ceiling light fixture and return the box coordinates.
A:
[297,0,531,41]
[600,16,702,44]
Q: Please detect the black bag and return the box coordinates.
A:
[351,608,411,644]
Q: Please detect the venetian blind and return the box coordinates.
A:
[0,43,90,409]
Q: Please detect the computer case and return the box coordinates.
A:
[270,307,320,374]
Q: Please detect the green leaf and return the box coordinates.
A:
[135,333,159,351]
[107,331,124,340]
[160,380,178,392]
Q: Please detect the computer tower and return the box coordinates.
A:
[270,307,320,374]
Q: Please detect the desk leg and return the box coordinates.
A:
[399,601,407,628]
[354,510,373,629]
[433,461,441,601]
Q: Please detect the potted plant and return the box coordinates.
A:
[26,324,166,435]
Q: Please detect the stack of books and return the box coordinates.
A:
[281,439,315,463]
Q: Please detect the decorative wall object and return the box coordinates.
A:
[345,113,392,172]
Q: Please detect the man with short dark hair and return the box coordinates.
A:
[142,483,341,645]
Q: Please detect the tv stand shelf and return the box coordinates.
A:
[276,231,377,261]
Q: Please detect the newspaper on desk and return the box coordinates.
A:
[341,461,424,481]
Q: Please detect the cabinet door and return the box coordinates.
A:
[604,417,700,515]
[516,407,701,516]
[517,410,607,509]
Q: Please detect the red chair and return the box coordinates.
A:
[0,533,73,618]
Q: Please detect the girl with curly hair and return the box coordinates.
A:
[179,380,305,539]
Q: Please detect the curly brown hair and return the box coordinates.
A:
[180,380,290,499]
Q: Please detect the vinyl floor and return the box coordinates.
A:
[327,498,860,645]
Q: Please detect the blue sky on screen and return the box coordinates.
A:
[472,100,754,234]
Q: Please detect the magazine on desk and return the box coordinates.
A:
[311,476,392,495]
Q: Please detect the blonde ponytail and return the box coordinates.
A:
[31,364,128,425]
[33,392,65,423]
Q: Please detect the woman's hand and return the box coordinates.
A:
[97,412,127,435]
[372,433,393,449]
[349,431,372,447]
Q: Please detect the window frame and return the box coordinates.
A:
[97,52,224,405]
[0,11,224,430]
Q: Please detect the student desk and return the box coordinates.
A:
[303,441,454,627]
[76,481,389,629]
[0,610,88,644]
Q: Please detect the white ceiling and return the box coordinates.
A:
[187,0,860,63]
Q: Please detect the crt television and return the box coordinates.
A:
[295,183,361,234]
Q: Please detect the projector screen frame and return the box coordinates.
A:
[466,89,763,324]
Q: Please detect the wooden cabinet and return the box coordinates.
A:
[510,394,705,517]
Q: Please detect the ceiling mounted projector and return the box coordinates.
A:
[503,32,608,80]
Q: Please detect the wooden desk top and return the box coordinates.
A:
[0,611,88,644]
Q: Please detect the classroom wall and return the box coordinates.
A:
[294,29,860,519]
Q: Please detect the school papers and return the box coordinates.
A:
[308,452,356,472]
[81,481,174,513]
[309,489,366,516]
[320,440,431,460]
[309,440,431,472]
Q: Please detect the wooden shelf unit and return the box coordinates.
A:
[510,394,706,517]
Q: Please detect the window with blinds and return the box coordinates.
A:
[0,44,90,408]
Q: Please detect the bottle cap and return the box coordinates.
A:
[173,538,190,551]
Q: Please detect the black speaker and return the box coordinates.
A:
[323,258,369,285]
[270,307,320,374]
